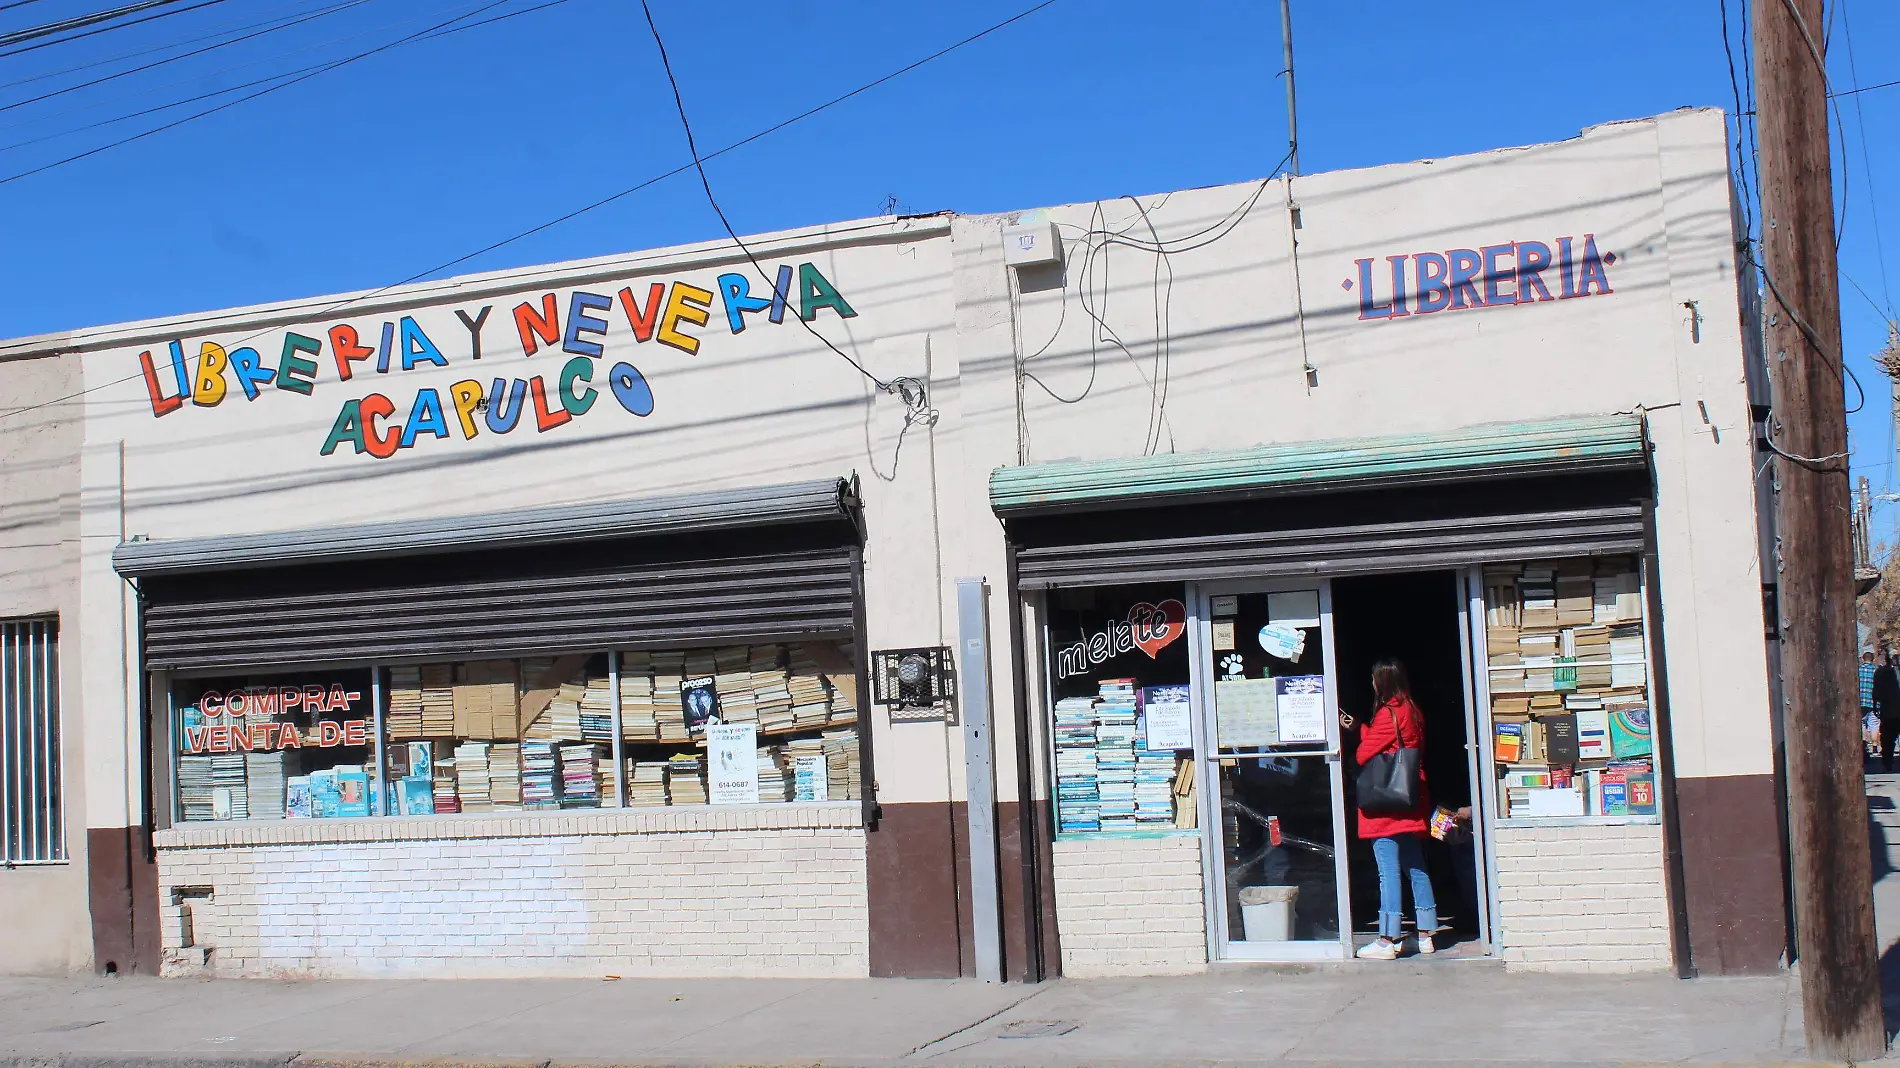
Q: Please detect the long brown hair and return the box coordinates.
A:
[1371,658,1411,709]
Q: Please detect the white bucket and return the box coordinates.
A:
[1238,885,1298,941]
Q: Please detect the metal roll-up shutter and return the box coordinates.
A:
[123,479,863,673]
[1014,505,1645,589]
[993,415,1655,589]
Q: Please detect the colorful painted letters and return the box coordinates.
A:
[145,262,856,459]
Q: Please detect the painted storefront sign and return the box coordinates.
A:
[135,262,856,459]
[180,682,369,753]
[1347,233,1615,321]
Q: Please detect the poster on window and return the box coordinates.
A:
[1273,675,1328,744]
[706,722,759,805]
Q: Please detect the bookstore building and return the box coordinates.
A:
[0,107,1786,982]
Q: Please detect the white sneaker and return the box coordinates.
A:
[1356,937,1399,960]
[1416,933,1435,955]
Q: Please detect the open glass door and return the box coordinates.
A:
[1193,579,1351,961]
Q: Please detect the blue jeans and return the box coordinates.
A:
[1372,834,1438,940]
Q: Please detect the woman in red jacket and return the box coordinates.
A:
[1346,659,1439,960]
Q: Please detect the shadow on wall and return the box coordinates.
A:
[1865,777,1900,1039]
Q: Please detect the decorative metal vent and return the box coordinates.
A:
[871,646,956,722]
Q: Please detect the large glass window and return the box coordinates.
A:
[1043,584,1197,836]
[1482,555,1656,821]
[173,669,375,821]
[169,641,863,821]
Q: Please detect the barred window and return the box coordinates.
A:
[2,619,61,863]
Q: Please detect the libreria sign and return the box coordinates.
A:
[1346,234,1615,321]
[134,262,856,459]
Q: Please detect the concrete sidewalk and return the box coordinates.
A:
[0,963,1826,1068]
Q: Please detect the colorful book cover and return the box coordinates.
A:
[681,676,720,734]
[336,766,370,817]
[285,776,312,819]
[1610,707,1653,757]
[407,742,432,780]
[1553,656,1577,692]
[1575,708,1611,760]
[310,770,340,818]
[1494,720,1525,763]
[1626,772,1657,816]
[399,776,433,815]
[1599,769,1629,815]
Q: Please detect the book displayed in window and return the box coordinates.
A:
[174,669,374,822]
[1483,556,1656,820]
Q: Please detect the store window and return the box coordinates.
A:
[1044,584,1197,835]
[170,642,862,821]
[618,642,860,808]
[173,669,375,821]
[1482,555,1656,821]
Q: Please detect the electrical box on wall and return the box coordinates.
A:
[1003,220,1062,268]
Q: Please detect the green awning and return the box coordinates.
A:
[989,413,1648,517]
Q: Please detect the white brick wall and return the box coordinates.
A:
[1492,821,1673,973]
[154,805,867,979]
[1052,833,1206,977]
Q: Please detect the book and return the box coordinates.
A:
[1610,707,1653,757]
[1575,708,1610,760]
[1626,770,1658,815]
[1494,719,1526,763]
[1542,713,1580,766]
[285,776,312,819]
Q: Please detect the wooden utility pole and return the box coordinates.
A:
[1754,0,1885,1058]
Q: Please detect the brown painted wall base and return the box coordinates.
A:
[87,826,160,976]
[866,802,967,978]
[1675,774,1788,974]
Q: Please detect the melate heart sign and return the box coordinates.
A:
[1055,600,1185,680]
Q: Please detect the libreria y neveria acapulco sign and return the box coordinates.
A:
[134,262,856,459]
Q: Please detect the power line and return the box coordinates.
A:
[1833,75,1900,99]
[0,0,536,186]
[1838,0,1895,320]
[0,0,237,60]
[0,0,374,117]
[0,0,1066,423]
[0,1,352,92]
[0,0,561,147]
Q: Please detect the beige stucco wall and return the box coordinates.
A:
[0,350,92,974]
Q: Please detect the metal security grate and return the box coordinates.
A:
[1,619,61,864]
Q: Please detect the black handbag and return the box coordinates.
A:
[1356,706,1422,814]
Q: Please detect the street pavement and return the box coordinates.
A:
[0,962,1816,1068]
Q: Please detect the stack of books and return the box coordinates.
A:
[654,653,688,741]
[453,741,493,811]
[627,761,670,806]
[432,759,460,813]
[821,728,859,800]
[620,651,658,741]
[557,744,599,808]
[714,646,756,724]
[520,741,557,808]
[1134,723,1175,827]
[580,674,614,743]
[785,737,826,801]
[386,666,425,738]
[178,755,215,821]
[452,661,518,740]
[826,653,858,722]
[753,647,796,732]
[1054,696,1100,833]
[212,753,249,820]
[667,755,707,805]
[757,746,792,802]
[490,743,522,808]
[1594,563,1643,623]
[547,681,586,741]
[245,751,286,820]
[1609,624,1646,686]
[1172,756,1197,829]
[417,665,455,736]
[788,646,830,726]
[1095,681,1138,832]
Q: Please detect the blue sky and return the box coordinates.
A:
[3,0,1897,531]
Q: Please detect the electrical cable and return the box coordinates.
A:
[0,0,237,60]
[0,0,567,146]
[0,1,352,92]
[1838,0,1896,320]
[0,0,529,185]
[0,0,375,117]
[0,0,1064,424]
